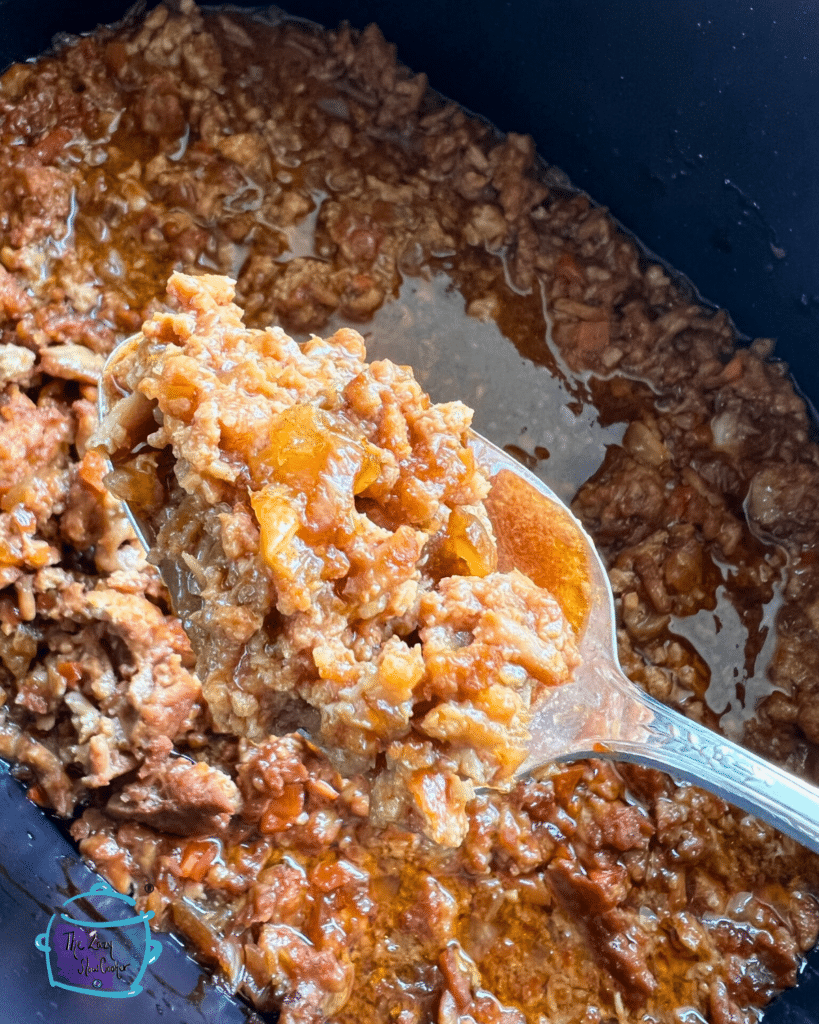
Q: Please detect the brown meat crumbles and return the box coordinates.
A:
[0,2,817,1022]
[94,270,580,847]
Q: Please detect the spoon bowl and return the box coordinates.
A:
[99,335,819,854]
[471,432,819,854]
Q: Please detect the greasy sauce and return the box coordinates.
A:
[1,5,817,1024]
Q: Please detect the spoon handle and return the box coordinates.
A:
[580,665,819,854]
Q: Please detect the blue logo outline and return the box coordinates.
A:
[35,881,162,999]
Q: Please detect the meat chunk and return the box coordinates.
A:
[106,757,240,835]
[0,386,71,500]
[747,462,819,544]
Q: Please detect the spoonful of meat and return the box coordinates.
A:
[94,272,819,851]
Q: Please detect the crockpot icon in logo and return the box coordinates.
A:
[35,881,162,998]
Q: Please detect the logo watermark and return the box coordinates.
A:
[35,881,161,998]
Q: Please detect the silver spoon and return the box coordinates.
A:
[98,337,819,854]
[472,432,819,854]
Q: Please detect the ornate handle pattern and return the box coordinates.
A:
[567,662,819,854]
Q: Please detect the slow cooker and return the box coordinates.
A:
[0,3,817,1022]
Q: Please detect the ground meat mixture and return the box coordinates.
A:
[95,270,580,846]
[0,2,817,1022]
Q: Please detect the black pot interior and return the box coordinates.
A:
[2,0,817,401]
[0,2,818,1022]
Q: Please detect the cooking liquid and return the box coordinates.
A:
[1,5,815,1024]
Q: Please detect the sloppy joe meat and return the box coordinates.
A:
[95,270,581,848]
[0,3,816,1023]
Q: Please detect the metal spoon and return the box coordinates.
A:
[472,432,819,854]
[98,337,819,854]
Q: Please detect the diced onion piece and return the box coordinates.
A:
[263,405,330,484]
[472,683,525,727]
[254,404,382,495]
[179,839,221,881]
[371,639,424,705]
[406,768,473,847]
[422,701,508,751]
[445,507,497,577]
[159,360,200,418]
[103,453,164,513]
[353,441,382,494]
[250,486,300,567]
[171,901,244,987]
[164,381,198,405]
[260,782,304,833]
